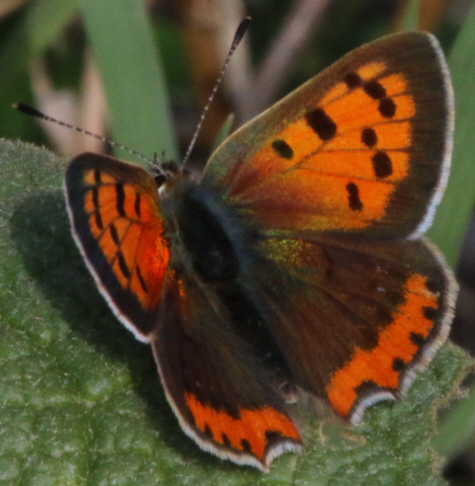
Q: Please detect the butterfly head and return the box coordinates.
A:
[152,158,192,190]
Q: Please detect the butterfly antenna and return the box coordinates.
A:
[181,16,251,170]
[12,102,164,173]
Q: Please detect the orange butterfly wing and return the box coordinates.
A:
[65,153,169,341]
[199,32,456,422]
[202,32,453,239]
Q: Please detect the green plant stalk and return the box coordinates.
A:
[80,0,178,164]
[427,3,475,268]
[401,0,420,31]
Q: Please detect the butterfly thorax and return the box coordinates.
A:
[158,170,296,398]
[159,172,241,283]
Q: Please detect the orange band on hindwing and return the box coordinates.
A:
[326,274,440,418]
[185,392,301,460]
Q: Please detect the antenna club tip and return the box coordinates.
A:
[235,17,252,43]
[12,102,44,118]
[12,102,27,112]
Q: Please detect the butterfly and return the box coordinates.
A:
[64,31,457,472]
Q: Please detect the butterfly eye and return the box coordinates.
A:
[154,174,167,187]
[152,160,182,187]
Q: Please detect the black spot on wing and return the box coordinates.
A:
[305,108,337,141]
[109,223,120,246]
[272,139,294,159]
[362,128,377,148]
[134,192,141,218]
[94,168,102,185]
[92,186,99,209]
[94,210,103,231]
[344,71,362,88]
[204,423,213,439]
[379,98,396,118]
[116,183,126,217]
[363,80,396,118]
[425,276,443,294]
[354,380,378,395]
[372,151,393,178]
[346,182,363,211]
[410,332,426,347]
[136,266,148,293]
[222,433,231,448]
[241,439,251,453]
[423,306,437,321]
[265,430,285,444]
[92,187,103,230]
[392,357,405,372]
[117,250,131,280]
[363,80,386,99]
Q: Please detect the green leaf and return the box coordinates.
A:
[79,0,178,164]
[0,0,80,78]
[25,0,80,57]
[427,2,475,267]
[0,138,472,484]
[435,379,475,457]
[0,0,80,141]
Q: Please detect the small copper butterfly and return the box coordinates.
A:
[63,31,457,471]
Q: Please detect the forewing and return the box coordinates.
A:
[247,236,457,423]
[64,153,169,341]
[201,32,453,239]
[150,270,302,471]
